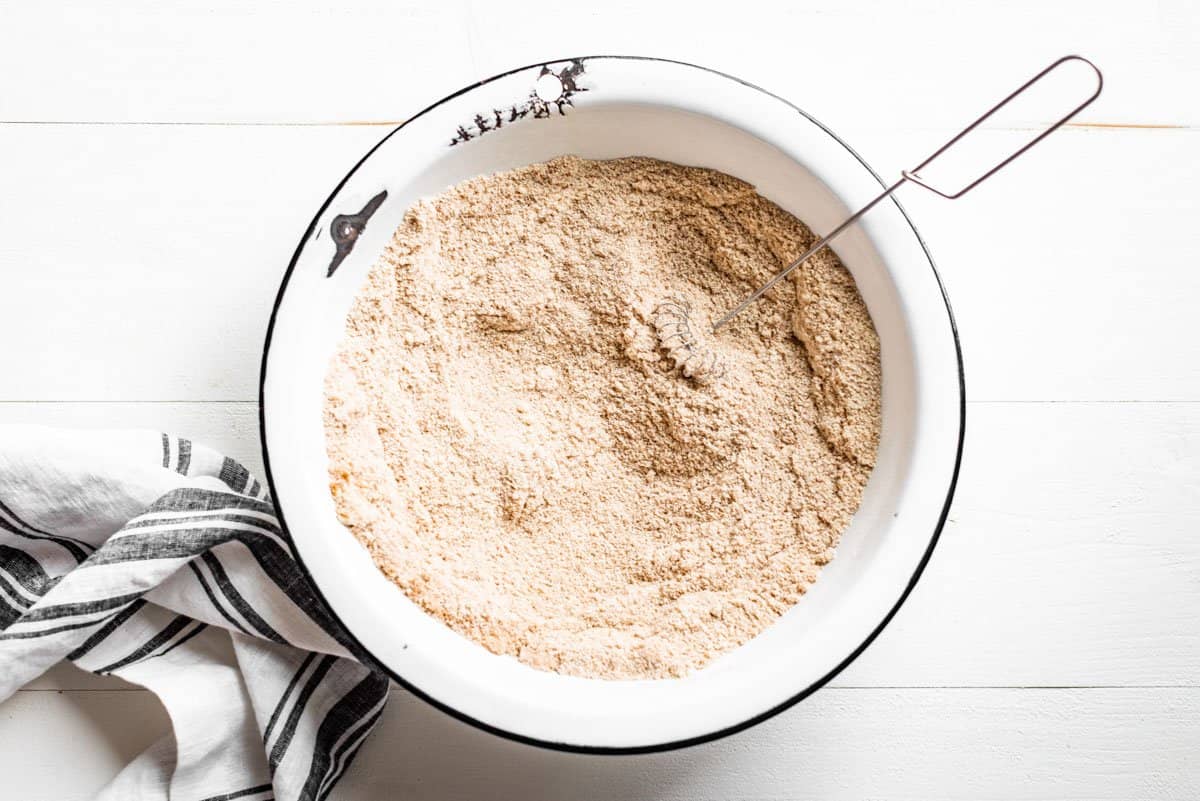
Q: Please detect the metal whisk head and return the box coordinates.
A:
[653,297,726,385]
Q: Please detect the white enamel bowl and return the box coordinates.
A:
[260,56,964,753]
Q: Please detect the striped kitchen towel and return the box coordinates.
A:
[0,426,389,801]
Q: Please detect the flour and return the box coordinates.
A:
[323,156,881,679]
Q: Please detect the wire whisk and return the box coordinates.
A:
[653,297,726,384]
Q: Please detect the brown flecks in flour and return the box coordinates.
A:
[323,156,881,679]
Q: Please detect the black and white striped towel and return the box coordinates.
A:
[0,426,389,800]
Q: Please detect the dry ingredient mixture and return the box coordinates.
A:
[323,156,881,679]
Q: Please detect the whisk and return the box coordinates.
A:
[654,296,727,384]
[655,55,1103,383]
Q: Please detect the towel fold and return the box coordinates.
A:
[0,426,387,801]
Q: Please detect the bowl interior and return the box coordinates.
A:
[263,58,961,750]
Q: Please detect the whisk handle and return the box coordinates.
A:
[902,54,1103,199]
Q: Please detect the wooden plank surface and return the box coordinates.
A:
[6,687,1197,801]
[0,402,263,476]
[0,0,1195,128]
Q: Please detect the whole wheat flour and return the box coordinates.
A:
[323,156,881,680]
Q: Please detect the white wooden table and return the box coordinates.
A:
[2,1,1197,798]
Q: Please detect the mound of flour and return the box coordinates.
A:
[323,156,880,679]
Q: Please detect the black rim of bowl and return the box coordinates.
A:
[258,55,967,755]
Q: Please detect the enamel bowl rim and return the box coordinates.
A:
[259,55,966,754]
